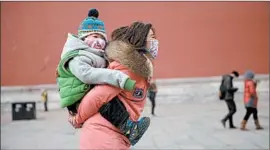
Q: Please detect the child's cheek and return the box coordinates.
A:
[84,38,93,47]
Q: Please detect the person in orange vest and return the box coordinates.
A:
[240,70,263,130]
[41,89,48,112]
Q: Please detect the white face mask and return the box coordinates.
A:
[147,39,159,59]
[91,38,106,50]
[85,37,106,50]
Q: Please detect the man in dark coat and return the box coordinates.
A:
[221,71,239,129]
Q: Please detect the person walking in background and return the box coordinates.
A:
[240,70,263,130]
[148,79,158,116]
[41,89,48,112]
[221,71,239,129]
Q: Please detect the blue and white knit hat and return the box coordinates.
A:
[78,8,107,41]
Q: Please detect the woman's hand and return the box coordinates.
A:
[68,114,83,129]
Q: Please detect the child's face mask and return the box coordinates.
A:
[84,34,106,50]
[146,39,159,59]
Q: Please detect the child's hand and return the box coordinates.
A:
[68,114,82,129]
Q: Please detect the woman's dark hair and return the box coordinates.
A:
[122,22,153,50]
[111,26,129,41]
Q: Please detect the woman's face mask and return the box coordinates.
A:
[146,39,159,59]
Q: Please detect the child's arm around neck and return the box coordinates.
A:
[69,55,135,91]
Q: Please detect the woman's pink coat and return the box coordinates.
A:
[74,41,154,149]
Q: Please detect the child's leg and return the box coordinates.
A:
[75,86,121,124]
[99,97,151,146]
[120,117,150,146]
[99,96,130,128]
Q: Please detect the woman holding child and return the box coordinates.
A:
[66,9,159,149]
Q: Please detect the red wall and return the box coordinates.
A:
[1,2,269,86]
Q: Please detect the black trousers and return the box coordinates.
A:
[44,101,48,112]
[68,97,130,129]
[223,99,237,127]
[243,107,258,121]
[99,96,129,129]
[148,92,156,115]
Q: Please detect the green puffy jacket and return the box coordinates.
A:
[57,50,92,108]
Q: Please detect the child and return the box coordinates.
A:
[56,8,150,145]
[240,70,263,130]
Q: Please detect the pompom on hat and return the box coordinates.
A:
[78,8,107,41]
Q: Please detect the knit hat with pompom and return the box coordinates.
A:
[78,8,107,41]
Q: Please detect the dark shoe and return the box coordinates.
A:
[229,126,237,129]
[221,120,226,128]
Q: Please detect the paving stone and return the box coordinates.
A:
[1,95,269,149]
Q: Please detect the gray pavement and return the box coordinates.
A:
[1,97,269,149]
